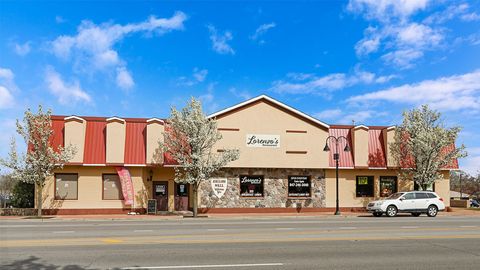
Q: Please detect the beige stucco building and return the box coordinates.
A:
[43,95,454,214]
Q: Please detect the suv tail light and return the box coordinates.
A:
[439,197,444,202]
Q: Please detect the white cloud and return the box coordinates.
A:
[269,68,395,95]
[50,11,187,88]
[55,15,66,23]
[347,0,429,22]
[14,42,31,56]
[199,83,219,114]
[396,23,442,47]
[314,109,343,120]
[423,3,480,24]
[381,49,424,69]
[461,152,480,176]
[339,110,375,125]
[0,86,14,109]
[348,70,480,112]
[116,67,134,90]
[250,22,276,43]
[177,68,208,86]
[314,108,376,125]
[207,25,235,55]
[229,87,252,100]
[0,67,17,109]
[45,66,91,104]
[348,1,453,69]
[461,12,480,22]
[193,68,208,82]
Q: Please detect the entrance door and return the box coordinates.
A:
[153,181,168,211]
[175,183,189,211]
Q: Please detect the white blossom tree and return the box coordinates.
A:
[390,105,467,191]
[161,98,239,217]
[0,106,76,216]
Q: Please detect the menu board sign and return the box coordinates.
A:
[147,199,157,214]
[288,176,311,197]
[240,175,264,197]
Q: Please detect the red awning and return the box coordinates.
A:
[83,120,106,164]
[124,121,147,164]
[328,128,354,168]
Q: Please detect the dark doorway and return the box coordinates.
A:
[153,181,168,211]
[175,183,189,211]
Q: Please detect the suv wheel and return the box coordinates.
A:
[386,205,397,217]
[411,213,421,217]
[427,205,438,217]
[373,212,382,217]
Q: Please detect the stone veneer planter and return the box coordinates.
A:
[199,168,326,209]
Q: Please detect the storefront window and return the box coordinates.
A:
[356,176,374,197]
[379,176,397,197]
[288,176,311,197]
[240,175,264,197]
[103,174,124,200]
[55,174,78,200]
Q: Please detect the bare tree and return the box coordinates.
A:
[0,106,76,216]
[161,98,239,217]
[390,105,467,191]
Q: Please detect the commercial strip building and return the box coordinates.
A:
[43,95,457,214]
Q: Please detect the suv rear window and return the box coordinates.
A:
[426,193,437,198]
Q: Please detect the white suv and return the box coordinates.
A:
[367,191,445,217]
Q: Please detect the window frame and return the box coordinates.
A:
[287,175,312,198]
[379,176,398,197]
[356,175,374,197]
[54,173,79,200]
[239,175,264,198]
[102,173,124,200]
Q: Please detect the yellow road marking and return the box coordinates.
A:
[101,238,124,244]
[2,228,480,248]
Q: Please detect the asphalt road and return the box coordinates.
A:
[1,215,480,269]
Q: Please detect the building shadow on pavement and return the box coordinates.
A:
[1,256,123,270]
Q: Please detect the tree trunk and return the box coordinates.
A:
[36,183,42,217]
[422,183,427,191]
[192,183,198,217]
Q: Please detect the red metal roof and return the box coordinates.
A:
[368,129,387,168]
[328,128,354,168]
[124,121,147,164]
[441,144,460,169]
[83,120,106,164]
[50,119,64,152]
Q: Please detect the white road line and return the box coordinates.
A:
[52,231,75,234]
[339,227,357,230]
[460,225,477,228]
[134,230,153,232]
[275,228,294,230]
[401,226,419,229]
[207,229,225,231]
[122,263,283,269]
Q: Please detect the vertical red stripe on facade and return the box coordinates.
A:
[50,119,65,152]
[124,122,147,164]
[328,128,354,168]
[368,129,387,168]
[83,120,106,164]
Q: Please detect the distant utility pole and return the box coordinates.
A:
[460,173,463,198]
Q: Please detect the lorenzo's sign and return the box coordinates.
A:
[246,134,280,148]
[211,178,228,198]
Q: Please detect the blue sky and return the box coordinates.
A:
[0,0,479,174]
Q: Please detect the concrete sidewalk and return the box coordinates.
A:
[1,207,479,221]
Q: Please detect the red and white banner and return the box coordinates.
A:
[115,167,134,205]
